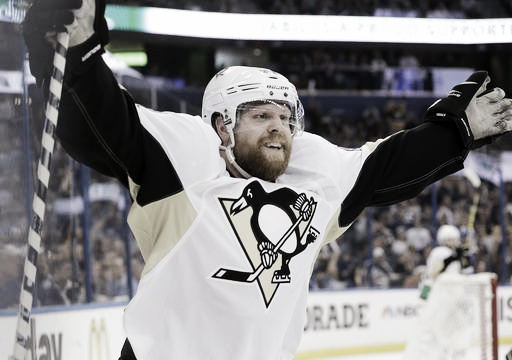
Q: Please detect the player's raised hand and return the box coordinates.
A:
[465,79,512,140]
[425,71,512,149]
[22,0,109,87]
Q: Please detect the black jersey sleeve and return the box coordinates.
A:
[338,120,466,227]
[56,53,183,205]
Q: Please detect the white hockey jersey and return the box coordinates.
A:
[425,246,462,279]
[123,106,367,359]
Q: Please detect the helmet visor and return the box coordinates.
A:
[235,100,304,136]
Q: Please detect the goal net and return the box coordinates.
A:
[403,272,498,360]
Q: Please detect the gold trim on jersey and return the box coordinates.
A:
[127,189,197,276]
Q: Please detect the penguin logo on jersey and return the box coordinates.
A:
[213,181,319,307]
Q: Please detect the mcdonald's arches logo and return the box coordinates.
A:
[89,318,110,360]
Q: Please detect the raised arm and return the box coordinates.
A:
[22,0,179,196]
[57,54,139,187]
[339,71,512,226]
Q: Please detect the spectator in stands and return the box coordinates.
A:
[437,192,456,225]
[91,261,110,302]
[103,250,131,299]
[310,240,340,289]
[366,246,398,288]
[38,255,83,305]
[335,249,359,287]
[405,215,432,253]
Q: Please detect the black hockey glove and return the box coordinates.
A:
[22,0,109,88]
[424,71,512,149]
[455,247,472,269]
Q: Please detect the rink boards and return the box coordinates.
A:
[1,287,512,360]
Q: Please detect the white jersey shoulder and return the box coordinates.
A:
[135,104,226,186]
[426,246,460,279]
[282,131,366,207]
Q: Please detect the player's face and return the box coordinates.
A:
[233,102,293,181]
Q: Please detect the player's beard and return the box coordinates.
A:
[234,135,291,181]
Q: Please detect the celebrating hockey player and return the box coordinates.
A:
[22,0,512,359]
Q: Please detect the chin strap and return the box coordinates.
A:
[220,145,252,179]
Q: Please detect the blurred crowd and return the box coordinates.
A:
[270,49,433,92]
[1,81,511,309]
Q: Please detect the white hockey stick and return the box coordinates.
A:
[11,30,70,360]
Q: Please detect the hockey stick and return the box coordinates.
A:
[11,25,70,360]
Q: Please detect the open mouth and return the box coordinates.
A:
[265,142,283,150]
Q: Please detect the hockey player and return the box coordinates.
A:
[430,225,473,277]
[22,0,512,359]
[419,224,473,299]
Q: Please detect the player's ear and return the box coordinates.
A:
[214,115,231,146]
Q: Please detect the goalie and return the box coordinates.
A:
[21,0,512,359]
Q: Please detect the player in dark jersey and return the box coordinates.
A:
[22,0,512,359]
